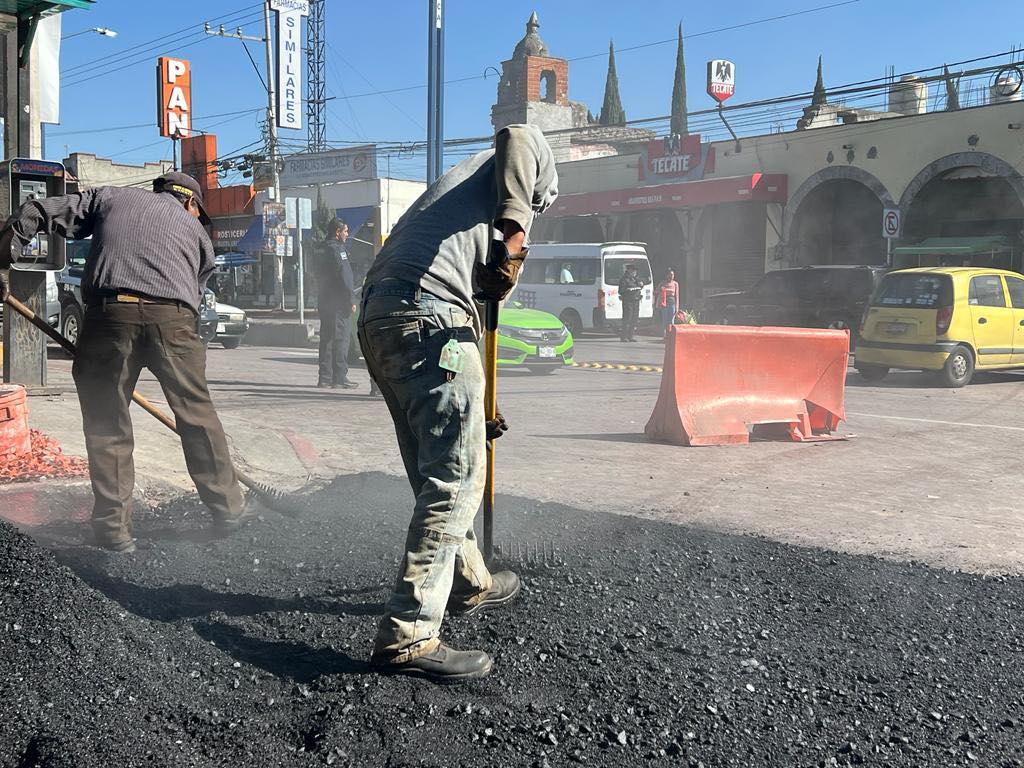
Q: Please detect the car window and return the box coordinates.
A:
[873,273,953,307]
[520,260,549,285]
[968,275,1006,307]
[558,259,599,285]
[604,257,652,285]
[1005,276,1024,309]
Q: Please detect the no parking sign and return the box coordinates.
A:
[882,208,901,239]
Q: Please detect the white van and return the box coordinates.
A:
[511,242,654,335]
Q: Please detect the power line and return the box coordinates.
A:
[61,4,261,75]
[328,0,864,102]
[61,11,263,89]
[47,107,265,137]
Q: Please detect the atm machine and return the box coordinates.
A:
[0,158,66,387]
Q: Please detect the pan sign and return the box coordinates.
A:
[156,57,192,138]
[706,59,736,104]
[882,208,901,239]
[271,0,309,130]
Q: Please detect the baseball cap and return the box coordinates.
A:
[153,171,211,225]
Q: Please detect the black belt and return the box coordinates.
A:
[88,292,192,311]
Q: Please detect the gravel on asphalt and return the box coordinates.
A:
[2,470,1024,767]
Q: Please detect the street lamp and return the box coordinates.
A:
[62,27,118,40]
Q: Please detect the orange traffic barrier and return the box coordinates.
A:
[644,325,848,446]
[0,384,31,460]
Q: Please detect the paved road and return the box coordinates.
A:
[27,332,1024,574]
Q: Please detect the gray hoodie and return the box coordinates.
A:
[365,124,558,329]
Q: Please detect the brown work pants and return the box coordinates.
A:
[72,301,244,547]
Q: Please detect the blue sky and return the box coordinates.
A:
[51,0,1019,181]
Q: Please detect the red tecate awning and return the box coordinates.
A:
[549,173,788,217]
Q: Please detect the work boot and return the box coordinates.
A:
[211,504,258,537]
[373,643,493,683]
[448,570,521,616]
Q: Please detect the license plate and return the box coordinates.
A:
[882,322,909,336]
[538,346,556,358]
[217,323,226,333]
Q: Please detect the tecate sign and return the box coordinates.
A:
[272,0,308,130]
[706,59,736,104]
[156,57,191,138]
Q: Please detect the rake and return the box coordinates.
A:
[4,294,305,517]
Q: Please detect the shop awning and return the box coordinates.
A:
[893,236,1011,256]
[215,252,259,268]
[549,173,788,217]
[236,218,265,254]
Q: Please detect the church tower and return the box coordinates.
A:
[490,12,588,135]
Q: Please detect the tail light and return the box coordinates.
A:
[597,288,605,310]
[936,306,953,335]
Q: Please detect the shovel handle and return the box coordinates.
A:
[482,299,499,563]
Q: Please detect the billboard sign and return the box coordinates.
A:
[279,146,378,187]
[156,57,192,137]
[639,133,716,183]
[271,0,309,130]
[706,59,736,104]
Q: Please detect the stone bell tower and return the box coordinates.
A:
[491,12,589,135]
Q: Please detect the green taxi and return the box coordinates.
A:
[497,302,575,374]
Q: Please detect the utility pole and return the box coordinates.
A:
[426,0,444,184]
[205,6,284,309]
[262,1,285,310]
[306,0,326,152]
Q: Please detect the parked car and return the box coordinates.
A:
[856,267,1024,387]
[214,301,248,349]
[509,242,654,335]
[701,265,888,344]
[497,301,575,374]
[347,291,574,374]
[198,289,219,345]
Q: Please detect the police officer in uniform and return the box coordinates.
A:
[0,171,246,552]
[316,217,358,389]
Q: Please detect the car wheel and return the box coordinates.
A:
[61,303,83,350]
[528,366,557,375]
[559,310,583,337]
[221,337,241,349]
[857,364,889,382]
[939,345,974,388]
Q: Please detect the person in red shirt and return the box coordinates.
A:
[656,269,681,337]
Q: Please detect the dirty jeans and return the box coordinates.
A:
[72,301,244,547]
[357,281,492,662]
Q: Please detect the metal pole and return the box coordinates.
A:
[263,0,283,310]
[426,0,443,184]
[296,223,305,324]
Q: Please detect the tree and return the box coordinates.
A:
[811,55,827,107]
[599,40,626,126]
[670,22,688,137]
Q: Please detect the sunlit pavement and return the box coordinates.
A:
[19,334,1024,574]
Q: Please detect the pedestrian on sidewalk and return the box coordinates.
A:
[618,262,644,342]
[316,218,358,389]
[0,172,246,553]
[656,268,680,338]
[358,123,558,682]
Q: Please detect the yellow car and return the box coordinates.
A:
[856,267,1024,388]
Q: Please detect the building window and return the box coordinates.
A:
[539,70,556,103]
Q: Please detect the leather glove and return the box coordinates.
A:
[485,411,508,441]
[474,240,526,303]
